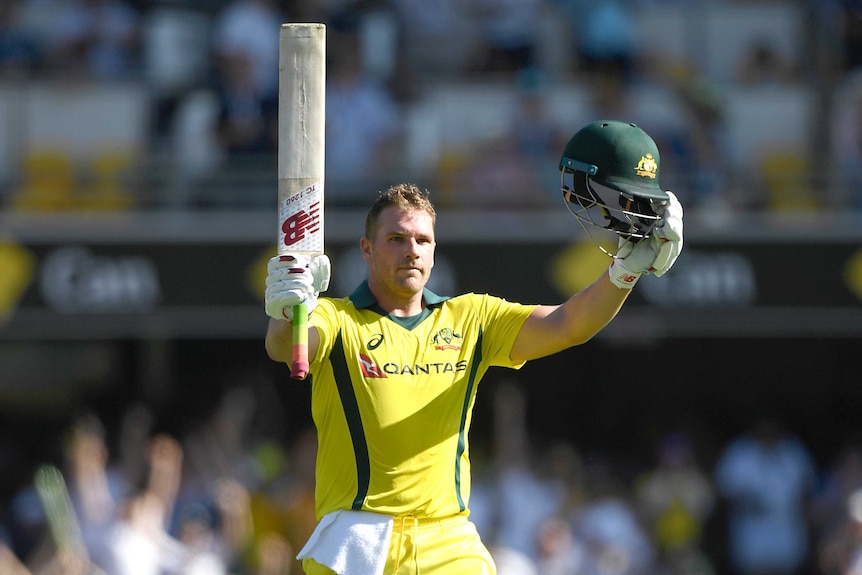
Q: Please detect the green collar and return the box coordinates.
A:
[348,280,450,310]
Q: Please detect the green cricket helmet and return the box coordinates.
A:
[559,120,669,245]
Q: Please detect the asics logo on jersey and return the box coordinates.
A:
[367,334,384,350]
[359,353,386,378]
[432,327,463,351]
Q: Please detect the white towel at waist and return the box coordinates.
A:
[297,509,394,575]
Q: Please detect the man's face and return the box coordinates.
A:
[361,207,435,299]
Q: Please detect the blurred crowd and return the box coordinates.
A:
[0,0,861,213]
[2,378,862,575]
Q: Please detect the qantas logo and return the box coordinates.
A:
[358,353,467,377]
[359,353,386,378]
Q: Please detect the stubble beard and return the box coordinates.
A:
[394,270,427,296]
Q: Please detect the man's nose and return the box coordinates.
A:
[404,239,420,256]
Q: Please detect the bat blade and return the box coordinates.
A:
[278,23,325,380]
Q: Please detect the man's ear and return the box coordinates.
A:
[360,237,372,262]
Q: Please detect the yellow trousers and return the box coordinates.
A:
[301,514,496,574]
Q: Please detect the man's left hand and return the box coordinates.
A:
[608,191,683,289]
[648,190,683,277]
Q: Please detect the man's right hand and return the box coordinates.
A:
[265,254,331,320]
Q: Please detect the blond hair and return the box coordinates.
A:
[365,183,437,239]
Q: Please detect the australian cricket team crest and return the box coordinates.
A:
[432,328,462,351]
[635,153,658,179]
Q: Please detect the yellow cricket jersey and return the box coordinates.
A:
[307,281,536,521]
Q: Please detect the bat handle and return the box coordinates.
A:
[290,302,310,380]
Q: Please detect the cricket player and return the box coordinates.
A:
[264,120,683,574]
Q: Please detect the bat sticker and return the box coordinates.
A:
[279,181,323,252]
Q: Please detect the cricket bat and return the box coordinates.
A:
[278,23,326,380]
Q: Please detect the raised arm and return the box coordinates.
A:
[510,273,628,363]
[511,189,683,364]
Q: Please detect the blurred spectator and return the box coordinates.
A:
[634,432,717,575]
[436,70,567,210]
[492,545,539,575]
[197,479,254,572]
[470,381,588,572]
[206,17,280,207]
[105,459,187,575]
[664,64,732,211]
[812,442,862,543]
[511,68,571,201]
[534,516,587,575]
[0,536,30,575]
[817,487,862,575]
[438,135,552,210]
[7,482,51,570]
[571,61,694,204]
[832,71,862,210]
[467,0,545,76]
[6,412,182,574]
[575,62,636,126]
[116,403,156,497]
[556,0,641,79]
[289,0,337,24]
[211,0,283,99]
[209,0,282,164]
[734,38,798,87]
[277,430,318,574]
[498,384,567,558]
[143,6,213,159]
[255,533,294,575]
[841,0,862,73]
[47,0,141,82]
[351,2,400,87]
[62,414,189,574]
[63,412,128,569]
[181,385,260,491]
[247,429,318,574]
[0,0,42,79]
[714,415,818,575]
[390,0,479,81]
[211,49,278,160]
[324,29,403,206]
[571,456,656,575]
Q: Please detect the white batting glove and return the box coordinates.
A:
[608,191,683,289]
[608,236,656,289]
[649,190,683,277]
[265,254,331,321]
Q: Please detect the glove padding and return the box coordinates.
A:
[650,190,683,277]
[608,191,683,289]
[265,253,331,320]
